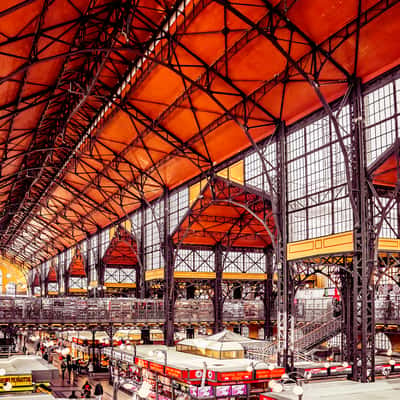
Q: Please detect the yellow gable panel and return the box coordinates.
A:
[217,160,244,184]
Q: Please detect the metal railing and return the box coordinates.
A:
[0,296,398,325]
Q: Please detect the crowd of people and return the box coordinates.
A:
[34,341,105,399]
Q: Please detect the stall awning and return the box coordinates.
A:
[33,273,40,287]
[368,140,400,192]
[172,176,275,249]
[68,248,86,277]
[103,226,138,266]
[47,265,57,283]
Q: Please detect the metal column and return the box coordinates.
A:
[264,247,274,339]
[349,78,376,382]
[163,190,175,346]
[276,123,293,370]
[213,243,224,333]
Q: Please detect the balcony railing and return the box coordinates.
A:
[0,296,398,325]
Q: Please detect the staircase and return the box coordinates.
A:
[245,311,341,363]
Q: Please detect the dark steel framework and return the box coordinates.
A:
[0,0,399,384]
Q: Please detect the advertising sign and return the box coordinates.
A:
[215,385,231,397]
[231,384,247,396]
[218,371,252,381]
[197,386,213,398]
[165,366,183,379]
[135,357,149,369]
[149,362,164,374]
[304,367,327,377]
[330,365,352,375]
[0,375,32,388]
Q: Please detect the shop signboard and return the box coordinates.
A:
[187,369,203,380]
[215,385,231,397]
[303,367,327,377]
[0,375,32,388]
[218,371,252,381]
[149,362,164,374]
[206,370,216,381]
[330,365,352,376]
[165,366,183,379]
[255,369,271,379]
[231,384,247,396]
[135,357,149,368]
[197,386,214,398]
[269,368,286,378]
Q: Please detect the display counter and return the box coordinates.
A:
[0,355,58,393]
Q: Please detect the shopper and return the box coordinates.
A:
[61,360,67,381]
[82,380,92,398]
[68,390,78,398]
[88,361,94,377]
[94,382,104,400]
[67,361,73,383]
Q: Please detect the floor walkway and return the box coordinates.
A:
[50,373,132,399]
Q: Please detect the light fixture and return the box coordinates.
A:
[148,350,154,357]
[0,369,6,376]
[389,359,396,366]
[281,373,289,380]
[324,362,330,369]
[272,383,283,393]
[3,382,12,391]
[268,380,277,389]
[304,371,312,380]
[387,349,393,357]
[342,361,349,368]
[293,385,304,396]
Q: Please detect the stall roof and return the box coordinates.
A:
[368,139,400,191]
[47,264,57,283]
[133,345,273,373]
[103,226,138,266]
[172,176,275,249]
[0,0,399,265]
[67,248,86,277]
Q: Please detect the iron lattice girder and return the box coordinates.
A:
[4,0,185,263]
[2,0,124,250]
[1,1,150,259]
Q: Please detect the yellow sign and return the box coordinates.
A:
[0,374,32,388]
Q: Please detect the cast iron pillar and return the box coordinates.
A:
[263,247,274,339]
[44,276,49,298]
[276,123,293,370]
[349,78,376,382]
[163,190,175,346]
[64,257,69,296]
[138,206,146,298]
[213,243,224,333]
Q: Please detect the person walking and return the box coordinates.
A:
[61,360,67,381]
[67,361,73,384]
[94,382,104,400]
[82,380,92,398]
[88,361,94,377]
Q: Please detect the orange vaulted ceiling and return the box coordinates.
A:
[172,176,275,249]
[0,0,399,265]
